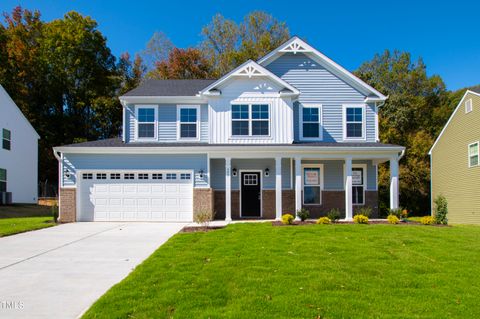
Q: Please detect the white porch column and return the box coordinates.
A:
[295,157,302,220]
[225,157,232,221]
[390,157,399,210]
[345,157,353,221]
[275,157,282,220]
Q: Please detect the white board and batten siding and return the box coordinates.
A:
[208,77,294,144]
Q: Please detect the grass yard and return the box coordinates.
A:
[83,223,480,319]
[0,204,55,236]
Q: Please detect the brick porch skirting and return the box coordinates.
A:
[213,190,378,220]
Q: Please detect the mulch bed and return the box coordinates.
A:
[181,226,226,233]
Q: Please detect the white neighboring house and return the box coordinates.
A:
[0,85,40,204]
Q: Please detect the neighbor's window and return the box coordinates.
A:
[344,106,364,139]
[179,106,198,139]
[137,107,156,138]
[352,167,365,205]
[465,99,473,113]
[0,168,6,192]
[232,104,269,136]
[302,105,322,139]
[2,129,11,150]
[469,142,479,167]
[303,167,321,205]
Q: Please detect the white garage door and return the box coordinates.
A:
[77,171,193,222]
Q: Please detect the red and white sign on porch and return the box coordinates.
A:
[304,169,319,185]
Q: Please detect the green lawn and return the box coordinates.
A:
[0,204,55,236]
[83,223,480,319]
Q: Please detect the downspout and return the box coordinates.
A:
[53,150,62,221]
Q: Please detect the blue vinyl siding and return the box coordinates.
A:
[266,53,376,142]
[63,153,209,187]
[125,104,208,143]
[210,158,291,190]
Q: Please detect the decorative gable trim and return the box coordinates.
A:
[257,36,387,101]
[429,90,480,154]
[200,60,300,96]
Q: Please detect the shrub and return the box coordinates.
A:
[296,208,310,222]
[353,214,369,224]
[387,214,400,224]
[434,195,448,225]
[193,210,215,229]
[355,207,372,218]
[420,216,435,225]
[327,208,340,222]
[51,202,59,223]
[316,217,331,224]
[281,214,295,225]
[389,208,403,218]
[401,209,409,219]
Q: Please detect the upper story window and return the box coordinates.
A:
[0,168,6,192]
[2,129,11,150]
[178,106,199,140]
[465,99,473,113]
[469,142,479,167]
[343,105,365,140]
[231,104,269,137]
[136,107,156,139]
[301,105,322,140]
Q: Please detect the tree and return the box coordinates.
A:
[200,11,290,77]
[355,50,450,214]
[140,31,174,74]
[117,52,146,94]
[151,47,212,79]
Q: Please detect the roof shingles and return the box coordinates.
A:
[122,79,216,97]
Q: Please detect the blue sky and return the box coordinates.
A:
[1,0,479,90]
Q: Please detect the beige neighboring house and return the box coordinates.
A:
[429,88,480,224]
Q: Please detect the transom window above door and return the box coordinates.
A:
[343,105,365,140]
[136,107,156,139]
[178,106,199,139]
[232,104,269,136]
[301,105,322,139]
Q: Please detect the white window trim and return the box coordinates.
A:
[135,105,158,141]
[300,104,323,141]
[301,164,324,205]
[342,104,367,141]
[343,163,367,205]
[230,102,272,139]
[177,105,201,141]
[468,141,479,168]
[465,98,473,114]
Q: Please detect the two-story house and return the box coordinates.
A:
[0,85,40,204]
[53,37,404,222]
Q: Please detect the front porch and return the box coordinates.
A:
[199,148,402,221]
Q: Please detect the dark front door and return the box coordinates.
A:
[241,172,261,217]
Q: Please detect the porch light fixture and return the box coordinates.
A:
[199,169,204,178]
[264,168,270,177]
[64,168,70,178]
[232,168,237,176]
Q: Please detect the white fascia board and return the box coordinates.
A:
[199,60,300,96]
[257,36,387,101]
[429,90,478,155]
[119,95,208,104]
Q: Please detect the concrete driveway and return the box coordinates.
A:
[0,222,185,319]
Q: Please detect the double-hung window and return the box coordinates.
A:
[0,168,6,192]
[344,105,365,140]
[178,106,199,139]
[469,142,479,167]
[352,166,366,205]
[302,166,322,205]
[301,105,322,139]
[136,107,156,139]
[2,129,11,150]
[231,104,269,136]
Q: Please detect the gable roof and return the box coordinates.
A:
[429,89,480,154]
[0,85,40,139]
[257,36,387,101]
[200,60,300,96]
[122,79,216,97]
